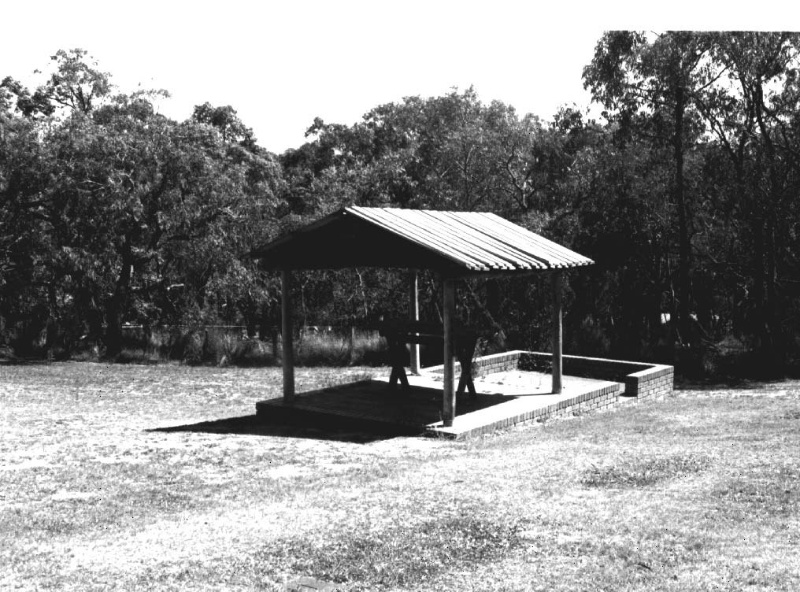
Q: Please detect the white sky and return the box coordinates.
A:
[3,1,798,154]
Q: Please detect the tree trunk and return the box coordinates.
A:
[105,248,133,358]
[765,216,780,373]
[753,82,785,375]
[674,83,692,347]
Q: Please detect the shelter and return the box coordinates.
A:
[253,206,593,427]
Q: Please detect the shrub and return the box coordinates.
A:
[105,325,387,367]
[295,330,385,367]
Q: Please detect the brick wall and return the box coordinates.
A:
[623,365,674,400]
[513,382,622,422]
[470,351,522,378]
[427,380,624,439]
[428,350,674,401]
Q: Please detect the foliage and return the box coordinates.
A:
[291,87,567,216]
[3,35,800,376]
[294,329,385,367]
[577,31,800,373]
[1,49,284,358]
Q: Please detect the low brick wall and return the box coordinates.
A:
[427,380,624,439]
[534,383,622,418]
[517,352,674,401]
[428,350,674,401]
[470,351,523,378]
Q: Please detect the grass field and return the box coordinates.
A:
[1,362,799,591]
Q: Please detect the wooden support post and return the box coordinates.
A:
[281,269,295,402]
[442,277,456,427]
[408,271,421,375]
[551,270,563,394]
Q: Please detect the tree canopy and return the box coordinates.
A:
[1,49,284,357]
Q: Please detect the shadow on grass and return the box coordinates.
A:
[149,414,421,443]
[151,380,519,444]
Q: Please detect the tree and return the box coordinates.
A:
[584,31,716,351]
[695,32,800,372]
[294,88,571,218]
[37,49,113,114]
[1,51,285,357]
[0,93,54,352]
[192,102,255,146]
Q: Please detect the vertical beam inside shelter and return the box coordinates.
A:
[281,269,295,402]
[408,271,421,374]
[551,270,563,394]
[442,277,456,426]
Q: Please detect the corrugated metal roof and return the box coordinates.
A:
[346,207,593,271]
[254,207,593,273]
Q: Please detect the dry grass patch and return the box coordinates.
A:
[581,453,711,488]
[261,515,527,590]
[713,464,800,516]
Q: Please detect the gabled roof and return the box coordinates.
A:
[253,207,593,275]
